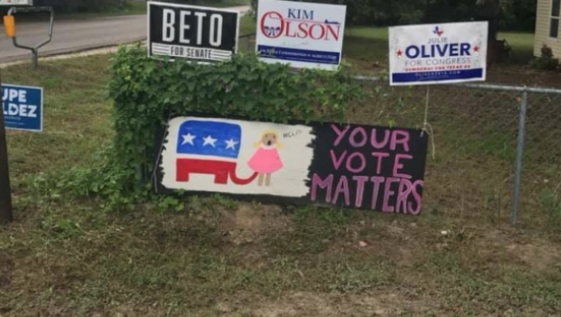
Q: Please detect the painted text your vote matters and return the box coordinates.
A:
[310,125,428,215]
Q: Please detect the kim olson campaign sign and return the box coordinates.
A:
[389,22,488,85]
[148,1,239,62]
[256,0,347,71]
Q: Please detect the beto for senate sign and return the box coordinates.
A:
[148,1,240,62]
[389,21,488,86]
[256,0,347,71]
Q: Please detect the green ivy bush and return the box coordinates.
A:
[68,45,360,209]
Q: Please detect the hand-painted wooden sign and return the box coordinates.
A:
[155,116,428,215]
[148,1,240,62]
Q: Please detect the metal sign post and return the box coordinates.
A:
[7,6,54,69]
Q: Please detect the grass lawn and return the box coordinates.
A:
[499,31,535,64]
[0,49,560,316]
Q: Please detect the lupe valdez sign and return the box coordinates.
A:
[155,116,428,215]
[148,1,239,62]
[389,22,488,86]
[256,0,347,71]
[2,84,42,132]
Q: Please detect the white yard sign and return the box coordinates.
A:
[256,0,347,71]
[389,21,488,86]
[0,0,33,5]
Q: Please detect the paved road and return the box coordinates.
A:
[0,5,251,63]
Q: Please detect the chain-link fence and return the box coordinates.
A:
[520,88,561,225]
[239,33,561,225]
[348,81,561,225]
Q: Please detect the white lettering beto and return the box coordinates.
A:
[162,9,223,47]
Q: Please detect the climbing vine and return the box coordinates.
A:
[108,45,360,192]
[39,45,362,209]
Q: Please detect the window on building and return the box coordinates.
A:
[552,0,560,38]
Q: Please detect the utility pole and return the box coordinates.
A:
[0,0,38,224]
[0,65,13,224]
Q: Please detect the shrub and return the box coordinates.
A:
[530,45,559,71]
[77,46,360,207]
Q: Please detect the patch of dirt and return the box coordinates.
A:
[219,202,292,245]
[470,228,561,272]
[0,251,13,289]
[219,291,432,317]
[505,241,561,272]
[487,65,561,88]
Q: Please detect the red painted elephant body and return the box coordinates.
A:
[176,158,258,185]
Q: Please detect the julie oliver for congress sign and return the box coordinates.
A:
[148,1,240,62]
[2,84,43,132]
[389,22,488,85]
[256,0,347,71]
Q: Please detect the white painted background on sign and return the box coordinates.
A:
[160,117,315,197]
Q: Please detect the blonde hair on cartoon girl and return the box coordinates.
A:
[254,130,283,149]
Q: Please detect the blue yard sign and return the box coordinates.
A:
[1,84,43,132]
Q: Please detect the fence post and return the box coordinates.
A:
[511,88,528,225]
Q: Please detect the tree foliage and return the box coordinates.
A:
[251,0,535,32]
[34,0,129,12]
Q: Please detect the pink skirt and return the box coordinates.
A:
[247,147,283,173]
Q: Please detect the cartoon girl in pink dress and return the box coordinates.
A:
[247,130,283,186]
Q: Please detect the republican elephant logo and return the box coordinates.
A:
[175,120,258,185]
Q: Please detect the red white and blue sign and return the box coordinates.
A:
[156,116,428,215]
[2,84,43,132]
[389,22,488,86]
[173,120,259,185]
[256,0,347,71]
